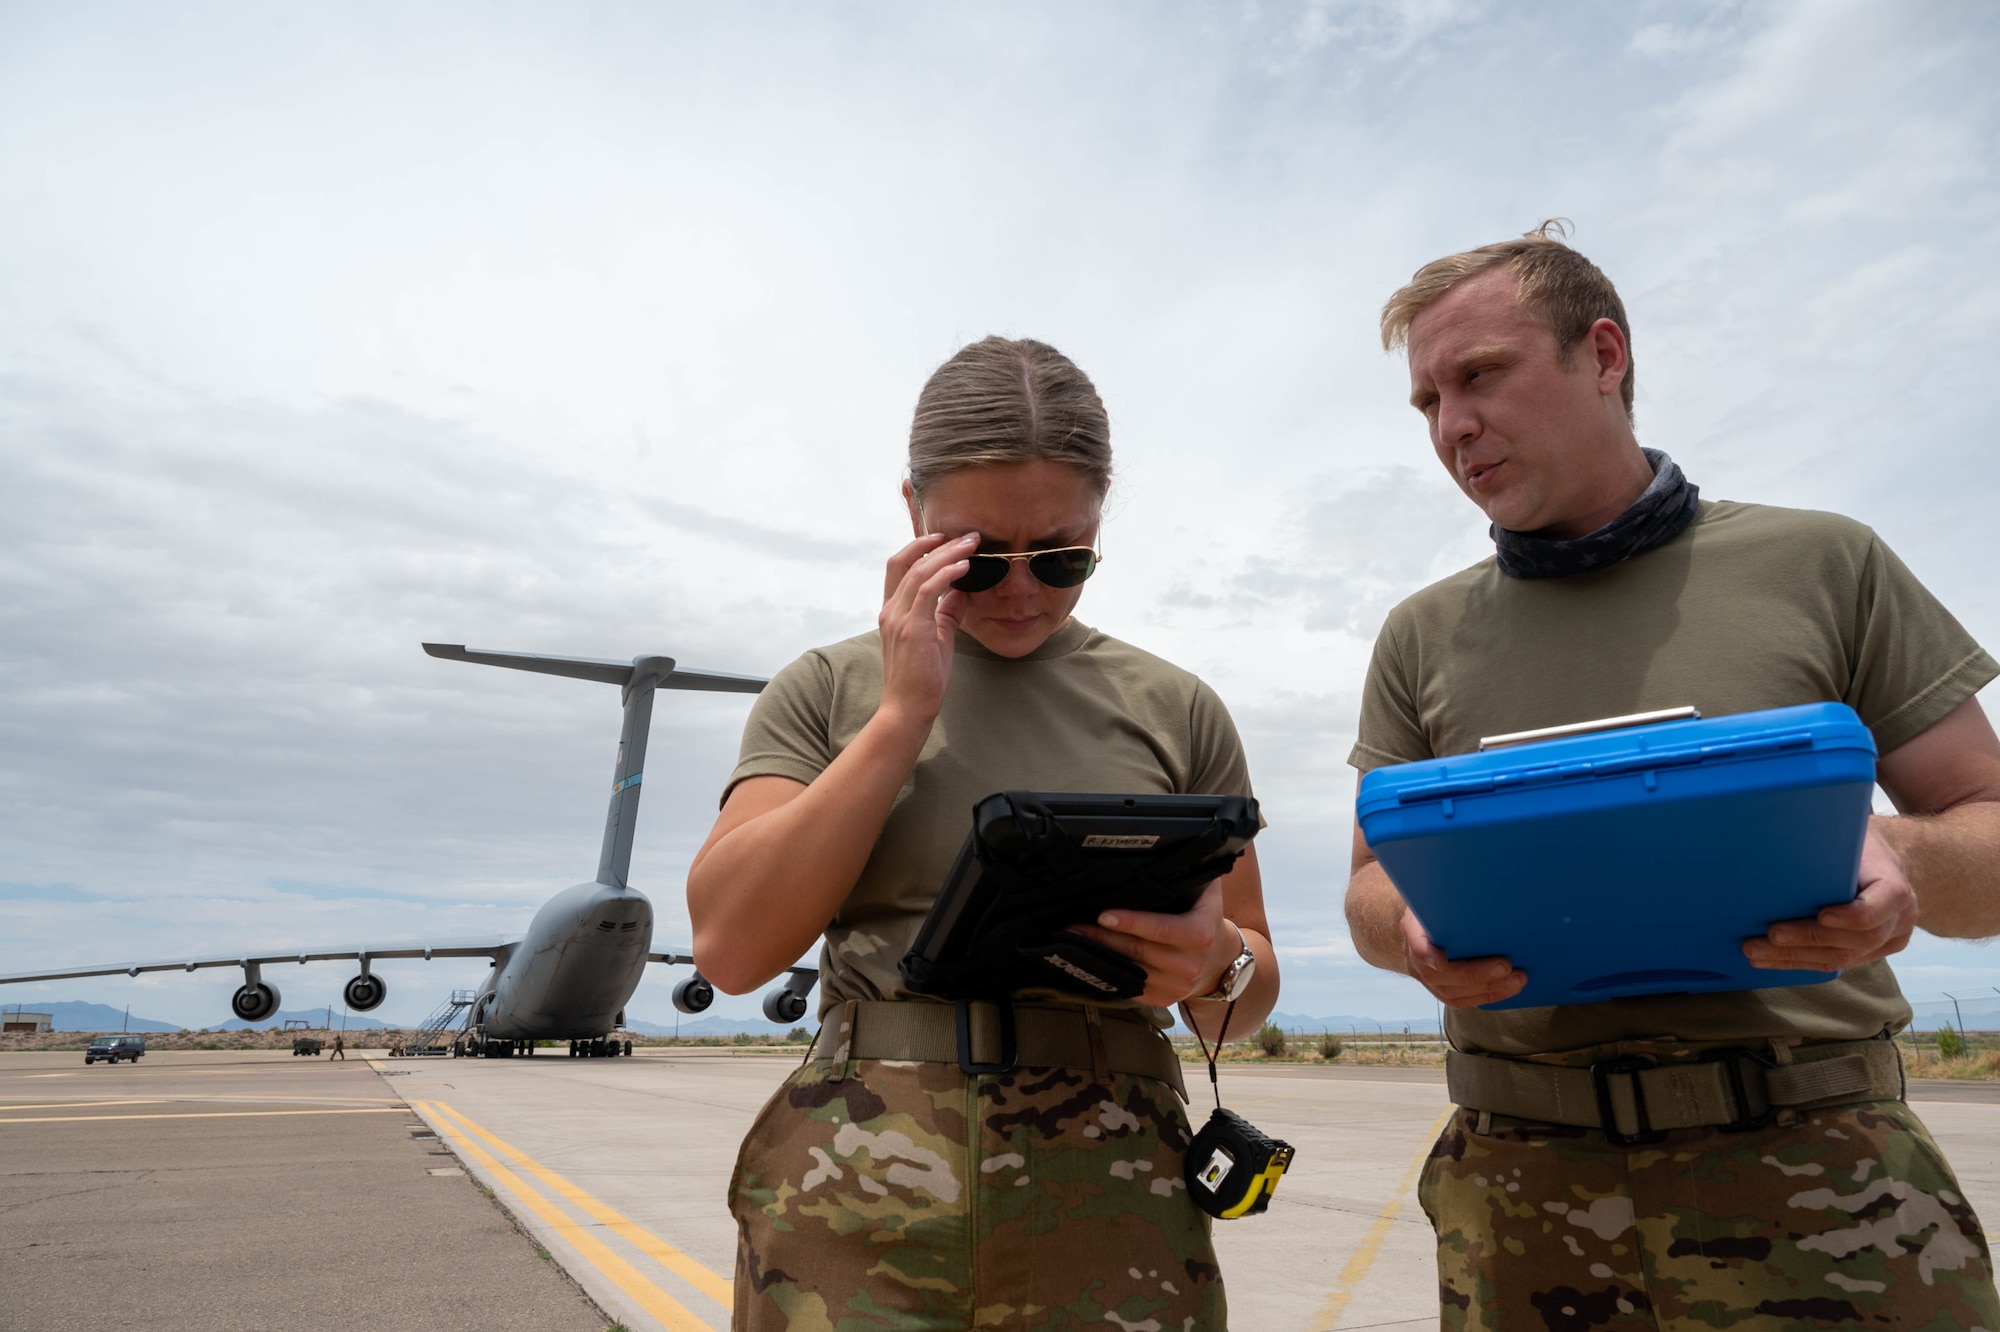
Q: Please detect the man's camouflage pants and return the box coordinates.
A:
[728,1056,1224,1330]
[1422,1099,2000,1330]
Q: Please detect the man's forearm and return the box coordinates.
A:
[1876,801,2000,939]
[1345,860,1412,974]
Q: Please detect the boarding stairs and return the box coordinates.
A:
[401,990,476,1057]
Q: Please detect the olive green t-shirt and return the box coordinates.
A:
[1350,500,1998,1057]
[728,618,1256,1020]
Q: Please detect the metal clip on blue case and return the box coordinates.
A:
[1356,702,1877,1010]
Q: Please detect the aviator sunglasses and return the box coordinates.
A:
[937,540,1103,594]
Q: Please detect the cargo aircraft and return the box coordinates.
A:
[0,644,818,1057]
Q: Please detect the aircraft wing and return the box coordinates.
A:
[647,950,698,966]
[0,942,512,986]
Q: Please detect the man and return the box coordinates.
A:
[1346,222,2000,1329]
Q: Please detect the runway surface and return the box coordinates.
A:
[385,1049,2000,1332]
[7,1046,2000,1331]
[0,1050,606,1332]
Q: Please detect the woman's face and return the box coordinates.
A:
[907,459,1103,659]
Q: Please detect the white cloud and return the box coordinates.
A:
[0,2,1996,1025]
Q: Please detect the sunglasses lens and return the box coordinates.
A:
[1028,548,1098,588]
[952,555,1011,593]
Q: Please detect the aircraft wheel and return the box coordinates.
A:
[624,1040,632,1057]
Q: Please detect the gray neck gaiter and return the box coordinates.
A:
[1492,448,1700,580]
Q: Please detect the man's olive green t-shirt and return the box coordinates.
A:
[728,618,1256,1020]
[1350,500,1997,1057]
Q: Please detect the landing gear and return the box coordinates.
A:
[561,1036,628,1057]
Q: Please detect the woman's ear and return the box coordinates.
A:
[902,479,924,538]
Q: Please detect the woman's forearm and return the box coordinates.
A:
[687,704,933,991]
[1182,926,1279,1044]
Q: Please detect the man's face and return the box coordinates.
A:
[1405,268,1628,537]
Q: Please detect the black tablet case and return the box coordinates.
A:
[899,790,1261,1003]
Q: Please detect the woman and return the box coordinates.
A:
[688,336,1278,1331]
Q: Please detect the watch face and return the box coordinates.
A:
[1222,948,1256,1000]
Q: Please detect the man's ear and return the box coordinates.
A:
[901,479,924,537]
[1588,317,1629,398]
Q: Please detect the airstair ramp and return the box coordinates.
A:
[403,989,476,1057]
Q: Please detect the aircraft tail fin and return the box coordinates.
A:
[424,643,767,890]
[422,644,764,694]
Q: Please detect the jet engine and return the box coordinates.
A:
[762,985,809,1025]
[343,973,388,1012]
[231,982,282,1023]
[672,974,714,1014]
[760,967,817,1025]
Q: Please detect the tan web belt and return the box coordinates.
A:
[1446,1037,1905,1146]
[811,998,1187,1099]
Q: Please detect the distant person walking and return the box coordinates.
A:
[329,1032,345,1061]
[689,336,1278,1329]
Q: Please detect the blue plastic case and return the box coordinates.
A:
[1357,702,1877,1010]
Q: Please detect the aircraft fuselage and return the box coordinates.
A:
[474,881,653,1040]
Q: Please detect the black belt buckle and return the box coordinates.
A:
[1701,1046,1777,1132]
[1591,1056,1667,1146]
[955,998,1018,1076]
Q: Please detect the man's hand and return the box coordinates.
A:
[1402,908,1525,1009]
[1744,826,1918,972]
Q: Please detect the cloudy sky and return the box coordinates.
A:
[3,0,1996,1029]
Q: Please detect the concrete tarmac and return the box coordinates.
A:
[0,1049,607,1332]
[9,1047,2000,1331]
[384,1049,2000,1332]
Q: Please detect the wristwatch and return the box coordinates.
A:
[1190,922,1257,1003]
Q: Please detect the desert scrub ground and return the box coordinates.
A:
[1173,1025,1996,1077]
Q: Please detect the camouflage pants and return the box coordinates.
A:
[1422,1100,2000,1331]
[729,1057,1224,1330]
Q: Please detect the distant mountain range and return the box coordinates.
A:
[18,1001,185,1033]
[16,1000,395,1033]
[217,1007,391,1032]
[26,997,1994,1039]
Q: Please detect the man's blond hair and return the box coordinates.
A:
[1380,220,1635,421]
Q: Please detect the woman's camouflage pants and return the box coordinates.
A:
[729,1057,1224,1330]
[1422,1099,2000,1330]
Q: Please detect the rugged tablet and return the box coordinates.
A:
[899,790,1261,1004]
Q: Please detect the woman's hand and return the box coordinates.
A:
[1067,881,1241,1009]
[878,532,977,728]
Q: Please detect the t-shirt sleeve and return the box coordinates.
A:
[1847,534,1999,755]
[723,650,838,802]
[1348,614,1434,772]
[1186,678,1255,798]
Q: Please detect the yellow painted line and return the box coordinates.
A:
[160,1094,406,1104]
[0,1096,398,1110]
[1310,1106,1454,1330]
[430,1100,733,1308]
[415,1101,717,1332]
[0,1107,407,1124]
